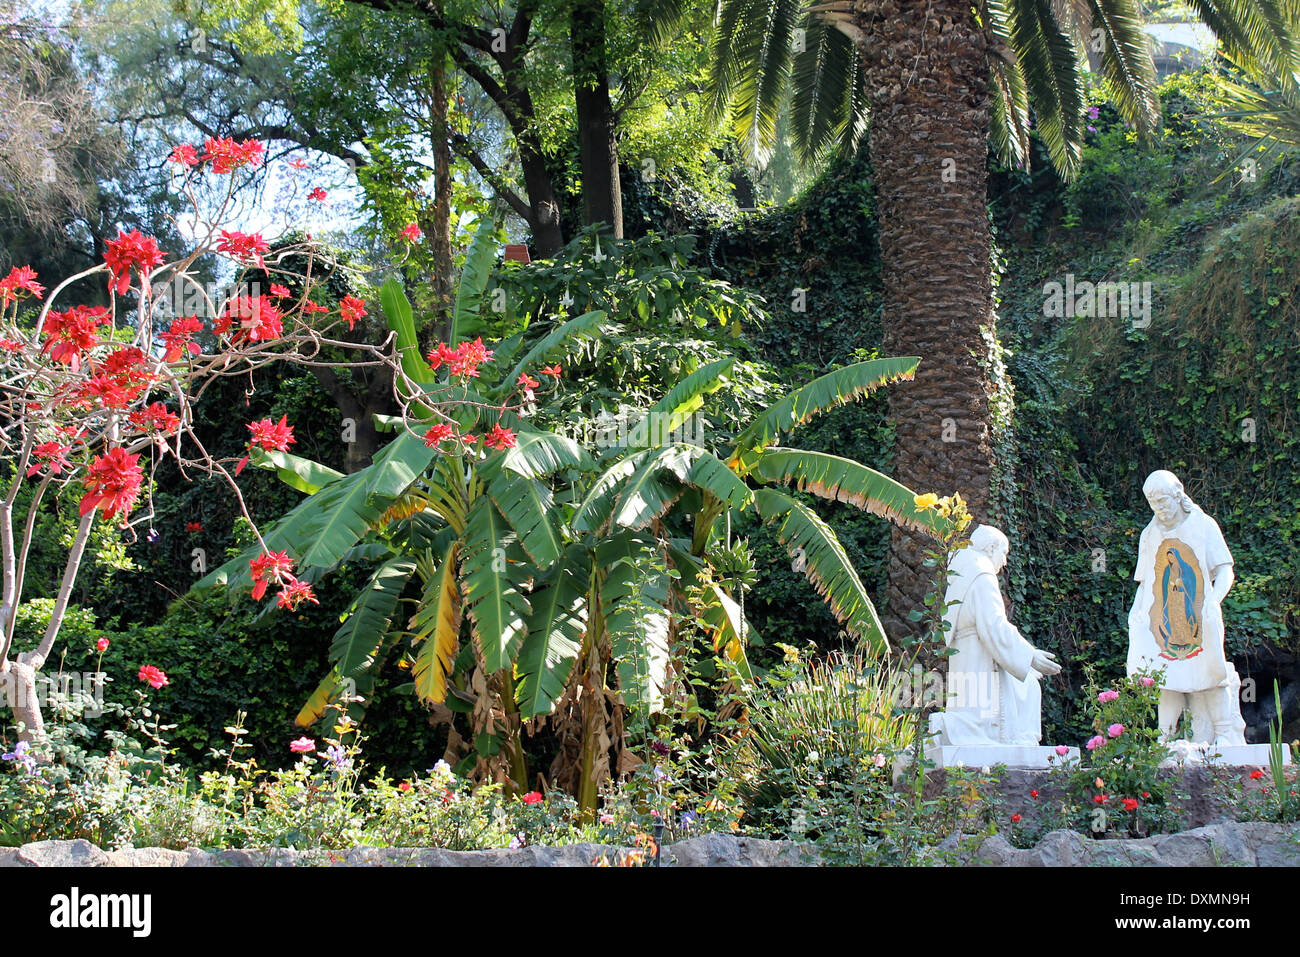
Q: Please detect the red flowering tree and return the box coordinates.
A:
[0,139,395,740]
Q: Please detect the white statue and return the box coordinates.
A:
[1127,470,1247,746]
[930,524,1061,747]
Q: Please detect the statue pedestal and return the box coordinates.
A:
[923,744,1080,770]
[1159,741,1291,767]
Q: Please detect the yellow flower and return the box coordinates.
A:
[913,492,939,510]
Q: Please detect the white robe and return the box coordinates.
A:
[931,552,1043,747]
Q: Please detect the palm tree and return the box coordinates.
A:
[710,0,1298,638]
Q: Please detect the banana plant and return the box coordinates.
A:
[197,267,950,802]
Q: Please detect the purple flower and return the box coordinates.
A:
[2,741,36,775]
[1087,105,1100,121]
[323,744,349,770]
[680,810,698,829]
[508,832,525,849]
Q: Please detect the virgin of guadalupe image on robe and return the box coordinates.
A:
[1152,543,1204,661]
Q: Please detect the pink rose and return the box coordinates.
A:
[96,637,110,652]
[1108,723,1125,738]
[1054,745,1069,756]
[1097,690,1119,703]
[289,737,315,754]
[1140,677,1155,687]
[1086,735,1106,751]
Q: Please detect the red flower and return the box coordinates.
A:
[201,137,264,174]
[185,521,203,533]
[250,550,296,601]
[104,229,165,296]
[1141,791,1150,798]
[218,295,283,343]
[423,423,457,448]
[517,372,539,401]
[160,315,203,362]
[79,374,133,410]
[42,304,110,371]
[401,223,422,242]
[339,294,366,331]
[96,636,110,652]
[1250,769,1266,780]
[130,402,180,435]
[484,424,517,451]
[308,187,327,201]
[302,299,329,314]
[1122,797,1139,811]
[27,442,71,478]
[453,338,493,377]
[168,143,200,166]
[269,283,291,299]
[521,791,544,805]
[138,664,170,689]
[398,781,412,792]
[247,415,295,452]
[216,230,270,270]
[1093,794,1108,805]
[0,265,44,305]
[79,448,144,521]
[276,578,319,611]
[539,364,562,377]
[1010,813,1021,823]
[0,338,23,353]
[1029,789,1039,799]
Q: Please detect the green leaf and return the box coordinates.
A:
[460,496,531,673]
[515,545,590,718]
[451,214,500,344]
[753,487,887,653]
[254,449,345,495]
[488,472,565,566]
[730,357,920,469]
[295,556,417,726]
[498,310,607,397]
[750,448,947,536]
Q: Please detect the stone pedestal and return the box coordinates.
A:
[925,744,1080,770]
[1159,740,1291,767]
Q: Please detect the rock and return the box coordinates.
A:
[103,847,194,867]
[18,839,109,867]
[667,834,814,866]
[0,848,24,867]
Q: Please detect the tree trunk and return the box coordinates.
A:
[427,50,456,349]
[2,655,45,741]
[571,0,623,238]
[855,0,1005,641]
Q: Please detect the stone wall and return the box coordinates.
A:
[5,823,1300,866]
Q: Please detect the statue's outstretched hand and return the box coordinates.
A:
[1031,650,1062,676]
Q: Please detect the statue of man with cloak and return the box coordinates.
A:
[930,524,1061,747]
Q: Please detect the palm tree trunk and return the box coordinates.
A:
[855,0,1005,640]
